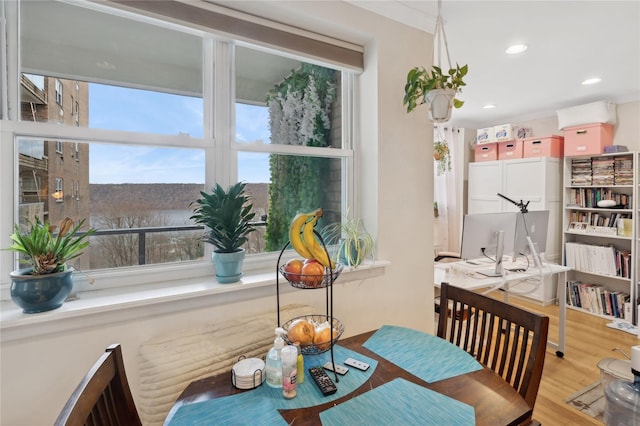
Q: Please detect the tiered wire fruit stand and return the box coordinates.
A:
[276,230,344,383]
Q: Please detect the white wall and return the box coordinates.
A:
[0,3,435,425]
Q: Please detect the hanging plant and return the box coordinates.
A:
[402,0,468,123]
[434,139,451,175]
[403,64,468,117]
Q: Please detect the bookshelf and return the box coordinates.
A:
[562,152,637,324]
[637,151,640,325]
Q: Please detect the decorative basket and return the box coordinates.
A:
[278,263,343,289]
[281,314,344,355]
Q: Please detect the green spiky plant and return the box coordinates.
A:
[322,214,375,268]
[403,64,468,113]
[190,182,256,253]
[8,217,95,275]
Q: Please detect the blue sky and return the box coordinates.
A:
[89,84,271,184]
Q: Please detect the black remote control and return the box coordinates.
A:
[308,367,337,396]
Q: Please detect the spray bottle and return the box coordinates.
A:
[265,328,286,388]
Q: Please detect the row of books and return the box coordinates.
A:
[570,156,635,186]
[566,188,632,209]
[571,159,593,186]
[592,158,615,185]
[565,242,632,278]
[566,212,631,229]
[566,281,631,320]
[614,156,634,185]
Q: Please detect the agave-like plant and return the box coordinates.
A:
[8,217,96,275]
[190,182,256,253]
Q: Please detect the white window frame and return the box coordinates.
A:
[1,1,356,294]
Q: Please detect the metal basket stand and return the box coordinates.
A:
[276,229,340,382]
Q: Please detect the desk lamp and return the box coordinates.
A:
[497,193,543,268]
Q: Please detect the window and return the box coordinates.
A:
[55,79,63,106]
[54,177,63,203]
[7,0,355,288]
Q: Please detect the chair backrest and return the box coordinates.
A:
[437,282,549,410]
[55,344,142,426]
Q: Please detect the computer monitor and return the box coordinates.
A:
[460,212,517,277]
[513,210,549,265]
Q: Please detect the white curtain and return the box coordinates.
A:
[433,125,463,256]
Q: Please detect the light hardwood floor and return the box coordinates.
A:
[499,292,638,425]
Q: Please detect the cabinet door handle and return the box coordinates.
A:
[576,130,588,135]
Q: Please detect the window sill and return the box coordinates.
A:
[0,260,388,343]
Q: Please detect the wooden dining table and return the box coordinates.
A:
[165,329,532,425]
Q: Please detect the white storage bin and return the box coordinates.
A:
[556,100,617,130]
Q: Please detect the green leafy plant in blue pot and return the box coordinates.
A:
[190,182,256,283]
[7,217,95,313]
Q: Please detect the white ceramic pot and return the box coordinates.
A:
[425,88,455,123]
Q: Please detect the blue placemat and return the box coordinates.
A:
[167,390,287,426]
[167,344,377,425]
[319,377,475,425]
[363,325,482,383]
[268,345,377,409]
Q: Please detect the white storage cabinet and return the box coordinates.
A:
[468,157,563,305]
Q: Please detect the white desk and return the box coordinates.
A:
[434,260,570,357]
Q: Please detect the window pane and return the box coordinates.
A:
[20,1,203,136]
[235,104,271,144]
[238,152,342,253]
[17,137,207,270]
[236,46,345,254]
[88,83,203,137]
[235,46,342,149]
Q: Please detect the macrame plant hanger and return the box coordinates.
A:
[433,0,452,74]
[428,0,456,123]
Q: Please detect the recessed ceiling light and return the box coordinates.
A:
[581,77,602,85]
[482,104,496,109]
[505,44,528,55]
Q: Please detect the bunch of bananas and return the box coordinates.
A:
[288,208,335,268]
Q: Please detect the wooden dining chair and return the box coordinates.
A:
[55,344,142,426]
[437,282,549,416]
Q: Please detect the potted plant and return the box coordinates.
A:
[434,139,451,175]
[403,64,468,122]
[190,182,256,283]
[322,214,374,268]
[7,217,95,313]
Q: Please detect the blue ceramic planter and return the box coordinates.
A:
[10,267,74,314]
[213,249,245,284]
[340,239,366,267]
